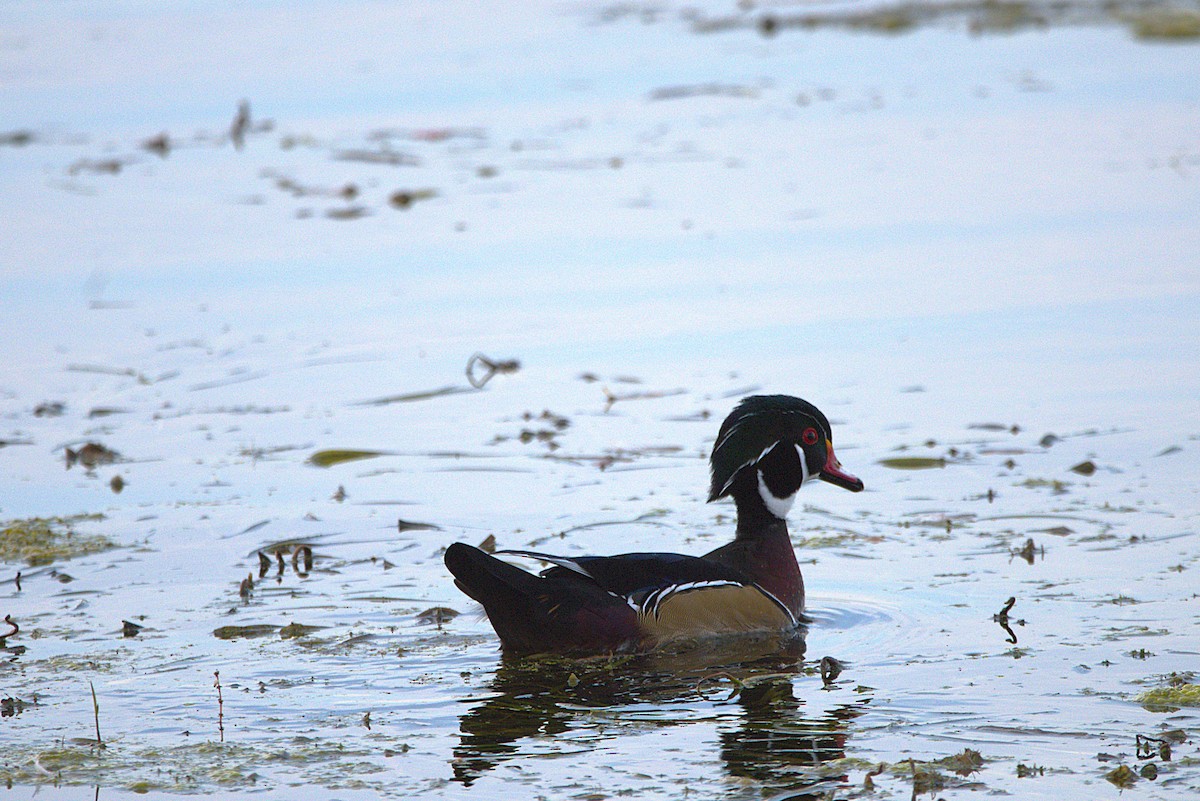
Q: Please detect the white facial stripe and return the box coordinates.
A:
[757,469,796,519]
[795,444,812,485]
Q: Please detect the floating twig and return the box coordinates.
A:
[695,671,743,701]
[602,386,686,412]
[2,614,17,640]
[466,353,521,389]
[291,544,313,576]
[820,655,843,687]
[993,596,1026,644]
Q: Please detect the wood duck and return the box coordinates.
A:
[444,395,864,656]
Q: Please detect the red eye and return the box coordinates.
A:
[801,427,819,446]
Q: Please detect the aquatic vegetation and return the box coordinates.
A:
[1129,7,1200,38]
[0,516,114,566]
[1138,681,1200,711]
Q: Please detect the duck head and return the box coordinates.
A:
[708,395,863,520]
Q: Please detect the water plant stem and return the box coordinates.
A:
[214,670,225,742]
[89,680,104,749]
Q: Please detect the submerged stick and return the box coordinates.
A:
[214,670,225,742]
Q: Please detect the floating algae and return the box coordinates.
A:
[1138,681,1200,712]
[0,516,114,566]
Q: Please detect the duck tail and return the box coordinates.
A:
[443,543,637,655]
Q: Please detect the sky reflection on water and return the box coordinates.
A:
[2,1,1199,798]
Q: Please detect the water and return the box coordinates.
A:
[2,1,1199,798]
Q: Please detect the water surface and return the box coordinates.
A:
[2,1,1199,798]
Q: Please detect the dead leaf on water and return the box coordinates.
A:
[212,625,279,640]
[1069,460,1096,476]
[397,519,440,533]
[308,449,390,468]
[878,456,947,470]
[279,622,324,639]
[1105,764,1138,788]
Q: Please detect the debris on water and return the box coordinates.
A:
[1137,677,1200,712]
[939,748,985,776]
[336,148,419,167]
[993,597,1025,643]
[1155,445,1182,457]
[417,607,459,627]
[1105,764,1138,788]
[969,422,1019,434]
[212,624,279,640]
[908,757,946,795]
[649,82,759,101]
[292,545,313,575]
[1016,762,1045,777]
[325,205,370,220]
[279,622,323,639]
[466,353,521,388]
[1069,460,1097,476]
[819,656,843,686]
[1131,8,1200,39]
[308,449,390,467]
[1018,477,1070,493]
[1137,732,1174,763]
[1039,433,1060,447]
[109,475,125,493]
[602,386,686,411]
[33,401,65,417]
[65,442,119,470]
[0,696,27,717]
[478,534,497,553]
[1010,538,1042,564]
[0,516,114,566]
[0,129,36,147]
[354,385,476,405]
[142,131,171,157]
[122,620,143,638]
[397,519,440,533]
[68,157,129,176]
[238,573,254,598]
[230,100,250,149]
[389,188,437,208]
[878,456,947,469]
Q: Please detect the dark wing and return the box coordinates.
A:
[497,549,797,640]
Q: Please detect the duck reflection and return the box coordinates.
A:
[451,633,867,796]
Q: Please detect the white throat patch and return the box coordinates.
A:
[757,469,797,519]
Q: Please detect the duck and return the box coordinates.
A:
[444,395,864,656]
